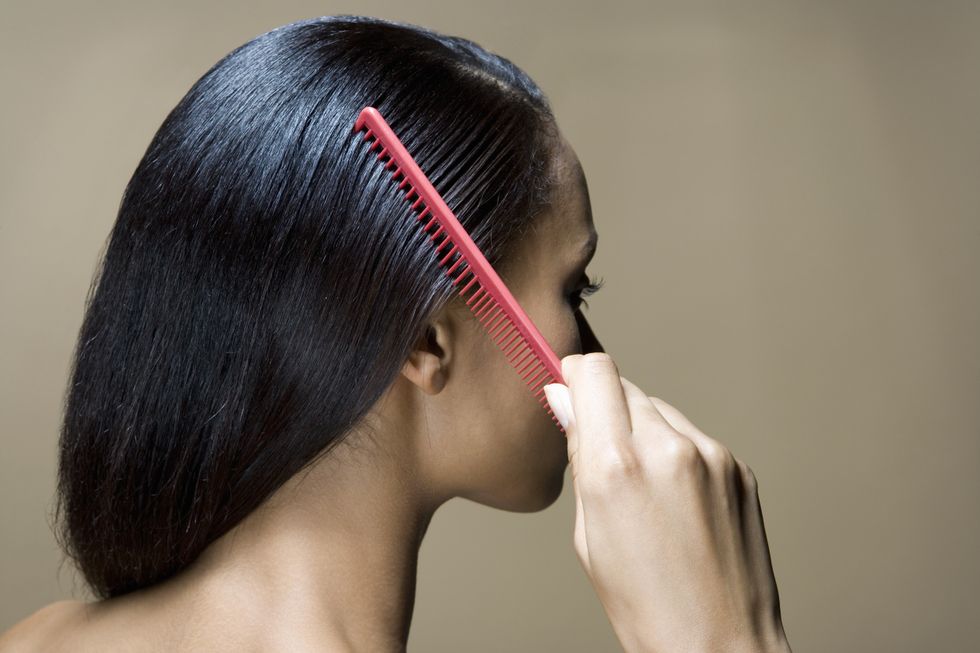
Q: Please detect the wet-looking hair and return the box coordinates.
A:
[54,14,560,599]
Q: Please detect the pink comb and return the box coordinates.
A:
[353,106,566,434]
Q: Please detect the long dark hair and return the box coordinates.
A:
[54,14,559,599]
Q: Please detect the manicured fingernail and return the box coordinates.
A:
[544,383,573,429]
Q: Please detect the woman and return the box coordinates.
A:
[1,15,792,652]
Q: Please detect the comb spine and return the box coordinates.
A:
[354,107,567,434]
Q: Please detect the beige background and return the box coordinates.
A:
[2,1,978,651]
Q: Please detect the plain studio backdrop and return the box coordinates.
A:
[1,1,978,651]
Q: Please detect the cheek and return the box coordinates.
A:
[478,294,577,423]
[476,288,581,422]
[551,304,587,360]
[459,296,580,508]
[485,292,581,387]
[514,298,581,436]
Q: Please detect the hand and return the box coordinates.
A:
[543,353,792,653]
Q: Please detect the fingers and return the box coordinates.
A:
[543,381,592,576]
[649,396,736,478]
[647,396,710,442]
[737,459,777,586]
[561,354,633,460]
[617,376,674,433]
[649,395,748,536]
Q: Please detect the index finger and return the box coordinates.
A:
[561,353,633,456]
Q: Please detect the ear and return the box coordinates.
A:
[400,313,454,395]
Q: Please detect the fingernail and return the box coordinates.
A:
[544,383,574,429]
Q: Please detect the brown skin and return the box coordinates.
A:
[0,130,604,652]
[3,129,792,653]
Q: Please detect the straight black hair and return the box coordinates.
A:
[54,14,560,599]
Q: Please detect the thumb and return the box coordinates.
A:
[544,383,591,576]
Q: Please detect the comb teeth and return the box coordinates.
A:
[353,107,566,434]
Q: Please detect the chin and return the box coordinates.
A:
[462,418,570,513]
[485,452,568,513]
[523,462,567,512]
[515,422,571,511]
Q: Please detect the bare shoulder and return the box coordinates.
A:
[0,600,87,652]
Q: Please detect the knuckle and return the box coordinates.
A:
[560,354,585,379]
[647,395,672,412]
[639,412,675,439]
[583,351,614,363]
[581,352,617,371]
[563,353,618,385]
[737,458,759,492]
[661,435,701,470]
[593,446,643,485]
[702,441,736,474]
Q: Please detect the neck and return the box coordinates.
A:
[168,421,443,651]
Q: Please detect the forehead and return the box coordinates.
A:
[531,135,596,256]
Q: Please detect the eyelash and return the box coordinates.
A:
[569,274,605,311]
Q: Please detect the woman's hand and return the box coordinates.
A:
[543,353,792,653]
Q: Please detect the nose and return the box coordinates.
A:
[574,310,604,354]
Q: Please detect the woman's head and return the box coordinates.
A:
[55,14,602,600]
[388,130,603,515]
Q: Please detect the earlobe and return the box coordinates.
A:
[400,321,452,395]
